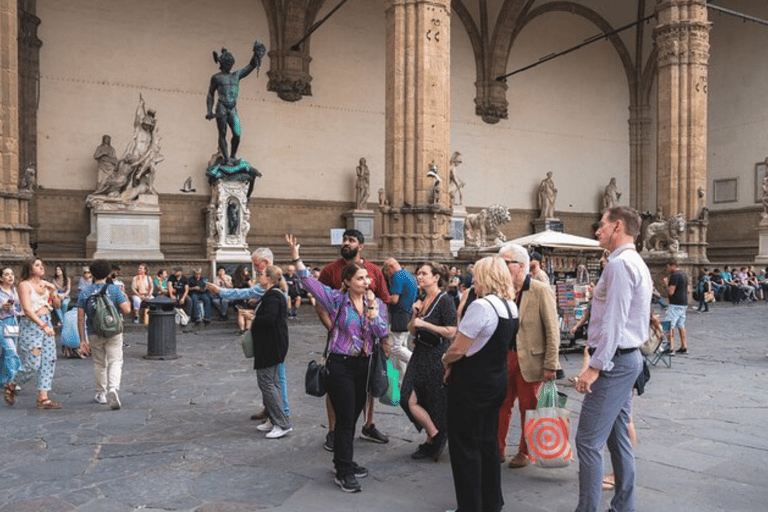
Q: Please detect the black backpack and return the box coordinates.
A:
[86,283,123,337]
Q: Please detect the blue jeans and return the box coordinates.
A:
[190,293,212,322]
[277,362,290,417]
[0,317,22,386]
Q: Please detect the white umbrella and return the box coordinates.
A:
[508,230,602,251]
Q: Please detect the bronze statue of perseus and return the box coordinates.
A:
[206,40,266,165]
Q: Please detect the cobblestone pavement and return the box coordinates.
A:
[1,300,766,512]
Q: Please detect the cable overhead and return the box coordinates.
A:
[496,13,656,82]
[496,4,768,82]
[291,0,351,51]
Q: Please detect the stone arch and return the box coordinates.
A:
[455,0,641,123]
[508,2,637,104]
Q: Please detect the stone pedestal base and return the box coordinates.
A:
[343,209,375,242]
[87,194,164,260]
[532,218,563,233]
[450,206,467,257]
[755,219,768,264]
[206,180,252,268]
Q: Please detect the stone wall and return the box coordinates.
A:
[707,207,762,263]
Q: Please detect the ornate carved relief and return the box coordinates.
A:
[262,0,321,102]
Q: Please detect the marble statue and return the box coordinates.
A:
[378,188,389,208]
[644,213,686,253]
[87,95,163,207]
[355,157,370,209]
[206,42,266,164]
[695,186,709,223]
[449,151,465,206]
[464,204,511,248]
[92,135,118,195]
[762,164,768,220]
[602,177,621,210]
[19,164,36,191]
[427,161,441,205]
[537,171,557,219]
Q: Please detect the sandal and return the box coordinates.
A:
[4,382,16,406]
[36,398,62,410]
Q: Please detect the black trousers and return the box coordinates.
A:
[447,387,504,512]
[326,354,369,477]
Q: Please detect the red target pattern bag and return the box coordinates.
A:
[524,381,573,468]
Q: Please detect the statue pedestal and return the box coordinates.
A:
[450,206,467,257]
[87,194,164,260]
[206,180,252,266]
[343,209,375,242]
[755,218,768,264]
[532,218,563,233]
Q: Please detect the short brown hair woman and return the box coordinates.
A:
[402,261,458,461]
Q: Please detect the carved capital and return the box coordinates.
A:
[266,49,312,102]
[474,80,509,124]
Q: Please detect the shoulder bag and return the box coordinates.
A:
[367,338,389,398]
[305,305,343,397]
[413,291,445,348]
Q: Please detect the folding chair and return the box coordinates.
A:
[643,320,672,368]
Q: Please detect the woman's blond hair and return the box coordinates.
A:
[265,265,287,293]
[473,256,514,300]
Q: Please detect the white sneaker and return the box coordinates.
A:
[256,419,273,432]
[107,389,121,410]
[94,392,107,404]
[265,426,293,439]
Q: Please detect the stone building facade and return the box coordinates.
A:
[2,0,767,271]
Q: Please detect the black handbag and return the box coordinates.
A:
[305,306,342,397]
[414,328,441,347]
[367,340,389,398]
[305,359,328,397]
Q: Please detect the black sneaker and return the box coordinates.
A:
[411,443,432,460]
[324,431,334,452]
[431,431,447,462]
[334,474,361,493]
[335,462,368,479]
[361,423,389,444]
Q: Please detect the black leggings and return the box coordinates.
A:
[326,354,369,478]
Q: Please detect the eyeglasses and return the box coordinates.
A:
[503,259,520,265]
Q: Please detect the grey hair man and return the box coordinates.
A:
[573,206,652,512]
[206,247,290,422]
[496,243,560,468]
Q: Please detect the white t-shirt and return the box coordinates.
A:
[458,294,519,357]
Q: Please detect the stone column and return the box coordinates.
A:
[0,0,32,259]
[629,104,652,211]
[654,0,710,261]
[383,0,452,261]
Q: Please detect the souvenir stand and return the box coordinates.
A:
[508,231,604,349]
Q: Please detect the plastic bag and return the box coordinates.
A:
[524,381,573,468]
[378,360,401,406]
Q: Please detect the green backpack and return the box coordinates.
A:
[86,283,123,337]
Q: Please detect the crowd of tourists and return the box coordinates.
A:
[1,206,712,511]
